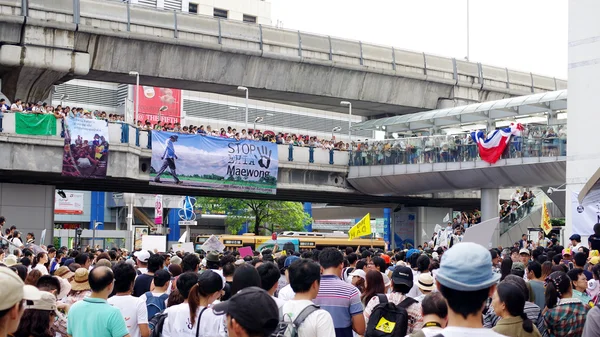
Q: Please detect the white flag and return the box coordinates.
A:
[434,224,442,233]
[443,213,450,223]
[40,229,47,245]
[422,228,428,238]
[178,231,188,243]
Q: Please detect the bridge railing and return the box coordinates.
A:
[0,113,350,166]
[349,126,567,166]
[1,0,566,94]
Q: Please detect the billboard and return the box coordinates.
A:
[150,131,278,194]
[394,212,416,249]
[54,192,84,215]
[135,86,181,124]
[62,117,109,178]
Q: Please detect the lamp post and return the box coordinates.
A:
[340,101,352,140]
[237,86,249,130]
[59,94,69,107]
[129,71,140,125]
[331,126,341,140]
[92,220,103,250]
[254,116,263,132]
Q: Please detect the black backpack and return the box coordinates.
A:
[149,312,167,337]
[365,294,417,337]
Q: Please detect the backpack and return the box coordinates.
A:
[145,292,168,320]
[149,312,168,337]
[365,294,418,337]
[271,304,320,337]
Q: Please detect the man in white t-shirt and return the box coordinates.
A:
[257,262,286,316]
[139,269,171,321]
[108,262,149,337]
[281,258,335,337]
[277,255,300,301]
[434,242,505,337]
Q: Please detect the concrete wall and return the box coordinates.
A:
[0,183,55,246]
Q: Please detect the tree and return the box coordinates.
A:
[196,197,311,235]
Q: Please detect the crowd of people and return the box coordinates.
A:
[3,218,600,337]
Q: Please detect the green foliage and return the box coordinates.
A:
[550,218,565,227]
[195,197,311,235]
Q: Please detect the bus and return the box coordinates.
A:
[195,231,386,252]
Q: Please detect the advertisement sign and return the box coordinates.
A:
[135,86,181,124]
[394,212,416,249]
[62,117,109,178]
[255,238,299,252]
[154,195,163,225]
[150,131,278,194]
[54,192,84,214]
[134,226,149,251]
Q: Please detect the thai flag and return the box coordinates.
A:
[471,123,524,164]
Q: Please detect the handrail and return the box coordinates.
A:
[499,198,545,235]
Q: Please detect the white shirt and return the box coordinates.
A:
[407,270,423,298]
[404,327,444,337]
[107,295,148,337]
[33,263,49,275]
[281,299,335,337]
[162,303,227,337]
[11,237,22,246]
[278,284,296,301]
[436,326,507,337]
[272,295,286,318]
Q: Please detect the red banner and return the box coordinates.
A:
[134,86,182,124]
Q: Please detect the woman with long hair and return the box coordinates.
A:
[541,261,553,280]
[543,271,587,337]
[32,252,49,275]
[24,269,42,287]
[162,270,226,337]
[361,270,385,306]
[491,282,541,337]
[500,257,513,281]
[13,291,65,337]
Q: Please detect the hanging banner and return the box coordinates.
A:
[135,86,181,124]
[62,117,109,178]
[150,131,278,194]
[155,195,163,225]
[394,212,416,249]
[16,113,57,135]
[571,191,599,236]
[54,192,84,214]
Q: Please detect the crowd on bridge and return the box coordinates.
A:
[3,214,600,337]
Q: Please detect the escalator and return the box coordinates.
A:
[497,201,548,248]
[134,207,157,230]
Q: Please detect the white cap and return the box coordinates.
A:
[0,266,42,311]
[134,250,151,263]
[349,269,366,280]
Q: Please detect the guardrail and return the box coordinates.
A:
[349,128,567,166]
[0,113,350,166]
[0,0,567,94]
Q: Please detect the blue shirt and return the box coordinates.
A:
[162,139,176,159]
[314,275,363,337]
[67,297,129,337]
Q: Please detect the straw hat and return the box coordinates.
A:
[3,254,18,267]
[70,268,90,291]
[54,266,75,280]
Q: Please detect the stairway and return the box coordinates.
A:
[134,207,156,230]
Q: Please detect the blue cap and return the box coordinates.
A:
[284,256,300,268]
[63,258,75,267]
[406,249,420,260]
[436,242,500,291]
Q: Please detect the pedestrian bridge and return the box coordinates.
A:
[0,0,566,118]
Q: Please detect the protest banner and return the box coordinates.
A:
[349,214,372,240]
[16,113,56,135]
[62,117,109,178]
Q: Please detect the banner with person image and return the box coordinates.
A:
[61,117,109,178]
[150,131,278,194]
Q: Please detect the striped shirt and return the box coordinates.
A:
[314,275,363,337]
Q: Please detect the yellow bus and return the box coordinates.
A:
[195,231,385,252]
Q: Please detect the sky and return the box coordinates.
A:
[270,0,568,79]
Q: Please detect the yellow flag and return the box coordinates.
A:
[349,213,372,240]
[540,200,552,235]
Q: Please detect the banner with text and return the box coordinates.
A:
[16,113,57,135]
[155,195,163,225]
[150,131,278,194]
[349,213,372,240]
[62,117,109,178]
[135,86,181,125]
[54,192,84,214]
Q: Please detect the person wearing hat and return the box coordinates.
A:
[277,255,300,301]
[55,266,75,281]
[570,234,584,252]
[3,254,18,267]
[153,134,182,185]
[134,250,151,274]
[414,272,435,302]
[435,242,504,337]
[13,291,66,337]
[519,248,531,269]
[0,266,43,337]
[364,266,423,334]
[213,286,280,337]
[349,269,366,294]
[65,268,91,306]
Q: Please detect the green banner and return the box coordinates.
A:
[15,113,57,136]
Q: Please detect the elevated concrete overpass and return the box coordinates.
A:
[0,0,566,118]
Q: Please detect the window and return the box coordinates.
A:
[188,3,198,14]
[243,14,257,23]
[213,8,228,19]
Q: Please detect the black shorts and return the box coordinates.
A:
[167,158,176,170]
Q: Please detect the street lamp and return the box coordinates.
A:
[129,71,140,125]
[254,116,263,131]
[92,220,103,250]
[237,86,249,130]
[331,126,341,139]
[340,101,352,139]
[59,94,69,106]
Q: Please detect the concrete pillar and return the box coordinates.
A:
[566,1,600,240]
[166,209,180,242]
[0,66,65,103]
[481,188,499,221]
[303,202,313,232]
[383,208,391,248]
